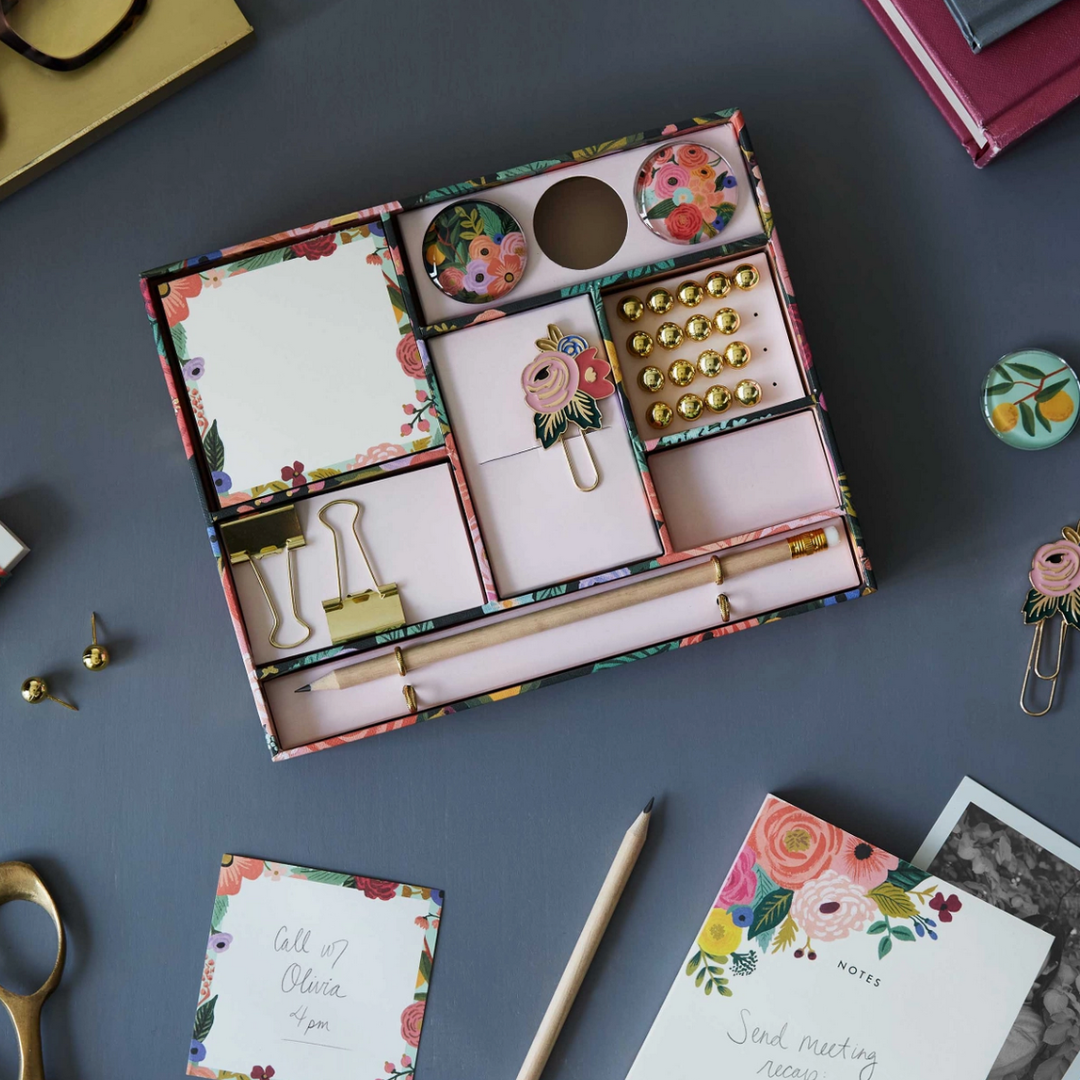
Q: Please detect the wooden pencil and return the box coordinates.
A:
[514,799,654,1080]
[295,526,839,693]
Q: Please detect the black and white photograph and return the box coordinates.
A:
[917,779,1080,1080]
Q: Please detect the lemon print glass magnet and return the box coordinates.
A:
[982,349,1078,450]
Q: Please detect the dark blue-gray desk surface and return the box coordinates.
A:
[3,2,1080,1075]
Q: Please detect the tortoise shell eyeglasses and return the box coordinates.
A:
[0,0,147,71]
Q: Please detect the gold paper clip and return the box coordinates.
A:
[220,505,312,651]
[1020,520,1080,716]
[318,500,405,644]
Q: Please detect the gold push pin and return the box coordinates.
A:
[735,379,763,407]
[618,295,644,322]
[646,288,674,315]
[698,350,723,378]
[705,271,731,299]
[657,322,683,350]
[627,330,654,359]
[676,281,704,307]
[685,314,712,342]
[732,263,761,290]
[704,384,733,413]
[646,401,674,429]
[724,341,752,368]
[668,359,696,387]
[715,308,740,335]
[21,677,78,711]
[82,612,110,671]
[638,366,665,393]
[676,393,704,422]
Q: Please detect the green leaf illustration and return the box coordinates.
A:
[890,925,916,942]
[564,391,603,435]
[477,204,504,240]
[878,935,893,960]
[748,888,794,940]
[1059,589,1080,630]
[1036,404,1053,433]
[695,967,706,988]
[886,866,930,891]
[686,950,703,976]
[171,322,188,359]
[1019,400,1036,437]
[1007,361,1048,380]
[1036,379,1070,403]
[867,882,917,919]
[534,409,568,450]
[419,950,433,983]
[867,921,888,935]
[203,420,225,472]
[193,995,217,1041]
[1024,587,1060,626]
[646,198,676,220]
[212,895,228,933]
[292,869,352,887]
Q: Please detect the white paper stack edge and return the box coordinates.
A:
[0,519,28,587]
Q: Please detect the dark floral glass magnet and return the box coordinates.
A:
[634,142,739,245]
[423,200,527,303]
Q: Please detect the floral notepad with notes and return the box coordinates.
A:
[625,796,1053,1080]
[187,855,442,1079]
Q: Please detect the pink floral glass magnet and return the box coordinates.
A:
[521,325,615,492]
[422,200,527,304]
[634,142,739,245]
[1020,520,1080,716]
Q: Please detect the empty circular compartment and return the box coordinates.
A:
[532,176,627,270]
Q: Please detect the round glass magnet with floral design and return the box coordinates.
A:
[422,199,528,303]
[634,141,739,245]
[521,325,615,492]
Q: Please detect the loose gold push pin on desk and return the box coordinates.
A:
[82,613,110,671]
[20,677,78,711]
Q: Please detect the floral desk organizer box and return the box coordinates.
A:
[188,855,441,1079]
[625,796,1053,1080]
[141,109,876,761]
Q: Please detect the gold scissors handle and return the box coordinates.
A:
[0,862,66,1080]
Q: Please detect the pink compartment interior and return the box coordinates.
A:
[427,296,663,597]
[396,122,762,324]
[648,411,841,553]
[265,517,861,750]
[229,462,485,665]
[603,250,806,442]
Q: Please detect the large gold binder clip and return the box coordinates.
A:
[319,500,406,644]
[221,505,312,650]
[1020,520,1080,717]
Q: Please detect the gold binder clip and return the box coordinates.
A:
[318,500,405,644]
[1020,520,1080,716]
[221,505,312,651]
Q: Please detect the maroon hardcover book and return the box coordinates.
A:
[862,0,1080,165]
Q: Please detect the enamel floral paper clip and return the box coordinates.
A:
[521,325,615,492]
[1020,519,1080,715]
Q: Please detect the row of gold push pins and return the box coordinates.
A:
[625,308,748,357]
[638,344,750,395]
[616,264,762,323]
[645,380,763,429]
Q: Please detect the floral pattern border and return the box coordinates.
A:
[187,855,442,1079]
[685,797,962,999]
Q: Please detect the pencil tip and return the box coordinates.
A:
[643,797,654,814]
[294,684,311,693]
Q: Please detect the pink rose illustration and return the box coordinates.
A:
[653,162,691,194]
[354,876,398,900]
[830,834,899,889]
[790,870,876,942]
[400,1001,425,1047]
[1030,540,1080,597]
[666,203,704,242]
[716,845,757,907]
[395,332,425,379]
[500,231,527,258]
[439,266,465,294]
[522,354,579,414]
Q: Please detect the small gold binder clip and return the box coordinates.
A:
[220,505,312,651]
[318,500,405,644]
